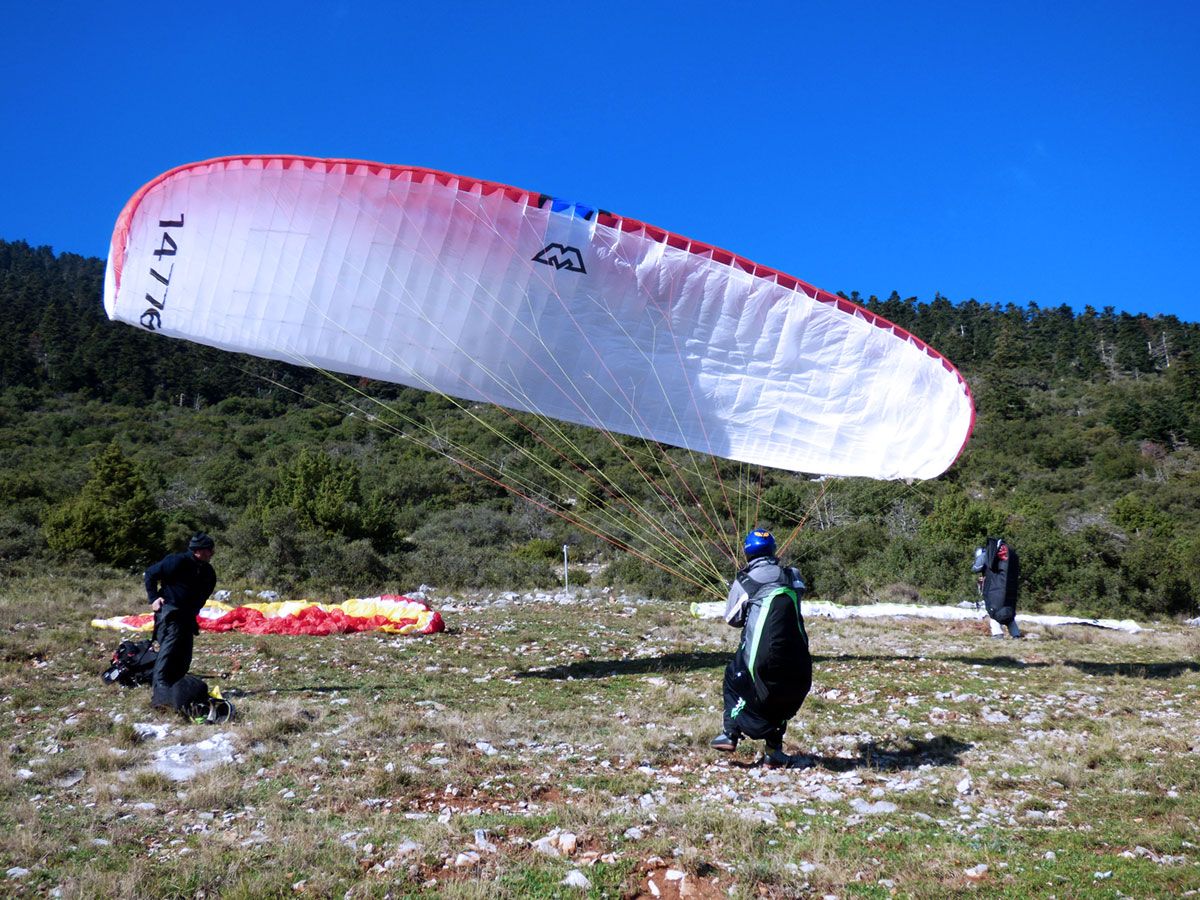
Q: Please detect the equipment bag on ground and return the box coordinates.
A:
[101,639,158,687]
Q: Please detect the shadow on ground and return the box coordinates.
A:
[519,649,1200,682]
[216,649,1200,697]
[937,655,1200,679]
[519,651,729,679]
[817,653,1200,680]
[727,734,973,772]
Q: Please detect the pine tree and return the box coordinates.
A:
[43,442,165,567]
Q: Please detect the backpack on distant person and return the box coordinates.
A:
[980,537,1019,625]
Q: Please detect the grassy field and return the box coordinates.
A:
[2,577,1198,898]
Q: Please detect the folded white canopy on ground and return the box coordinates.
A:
[690,599,1144,633]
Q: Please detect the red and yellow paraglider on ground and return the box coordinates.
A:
[92,594,444,636]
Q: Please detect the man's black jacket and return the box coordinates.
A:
[144,552,216,617]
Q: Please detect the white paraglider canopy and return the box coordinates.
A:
[105,155,974,481]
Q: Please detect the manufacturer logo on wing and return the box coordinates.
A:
[533,243,587,274]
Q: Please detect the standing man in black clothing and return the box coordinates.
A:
[145,533,217,710]
[710,529,811,766]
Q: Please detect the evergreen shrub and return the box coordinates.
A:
[42,442,164,568]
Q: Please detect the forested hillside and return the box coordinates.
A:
[2,238,1198,617]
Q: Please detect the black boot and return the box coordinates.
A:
[709,732,739,752]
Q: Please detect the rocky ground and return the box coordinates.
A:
[3,582,1199,897]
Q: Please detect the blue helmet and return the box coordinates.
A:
[743,529,776,559]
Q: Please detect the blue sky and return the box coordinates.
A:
[2,1,1197,323]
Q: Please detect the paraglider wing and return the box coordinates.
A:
[91,595,445,636]
[104,155,973,479]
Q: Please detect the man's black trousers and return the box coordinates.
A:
[151,608,197,709]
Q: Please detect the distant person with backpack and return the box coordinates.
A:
[973,536,1022,638]
[145,533,217,712]
[710,529,811,766]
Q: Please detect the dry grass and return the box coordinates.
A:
[2,579,1199,897]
